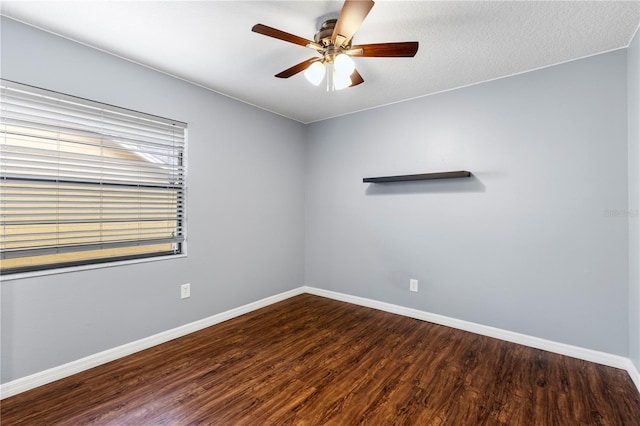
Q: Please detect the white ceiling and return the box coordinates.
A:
[2,1,639,123]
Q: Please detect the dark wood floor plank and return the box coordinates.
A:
[2,294,639,425]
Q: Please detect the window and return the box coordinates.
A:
[0,80,187,275]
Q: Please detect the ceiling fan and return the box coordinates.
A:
[252,0,419,90]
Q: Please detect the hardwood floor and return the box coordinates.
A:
[2,294,639,425]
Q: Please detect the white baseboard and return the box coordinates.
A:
[2,285,638,399]
[302,286,640,392]
[626,359,640,393]
[0,287,305,400]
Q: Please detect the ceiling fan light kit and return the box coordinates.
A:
[252,0,419,91]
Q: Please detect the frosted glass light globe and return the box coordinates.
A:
[304,62,326,86]
[333,70,352,90]
[334,54,356,76]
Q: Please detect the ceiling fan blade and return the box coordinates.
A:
[275,58,320,78]
[348,42,419,57]
[349,69,364,87]
[332,0,375,47]
[252,24,322,51]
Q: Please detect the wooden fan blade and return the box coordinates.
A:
[349,69,364,87]
[252,24,322,51]
[332,0,375,47]
[275,58,320,78]
[348,42,419,57]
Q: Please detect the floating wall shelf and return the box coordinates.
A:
[363,171,471,183]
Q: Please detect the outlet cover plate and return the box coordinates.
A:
[181,283,191,299]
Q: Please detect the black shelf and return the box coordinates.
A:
[363,171,471,183]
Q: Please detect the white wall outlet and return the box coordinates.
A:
[181,283,191,299]
[409,279,418,292]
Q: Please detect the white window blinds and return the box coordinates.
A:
[0,80,187,274]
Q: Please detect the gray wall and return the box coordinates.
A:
[306,50,630,355]
[0,18,307,383]
[629,27,640,372]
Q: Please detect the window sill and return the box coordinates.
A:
[1,254,188,281]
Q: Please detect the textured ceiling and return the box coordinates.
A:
[1,1,639,123]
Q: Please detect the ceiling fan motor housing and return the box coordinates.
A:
[315,19,351,49]
[314,19,352,63]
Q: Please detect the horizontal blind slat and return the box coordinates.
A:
[2,142,184,168]
[1,83,186,128]
[1,121,185,153]
[1,236,186,259]
[2,112,186,148]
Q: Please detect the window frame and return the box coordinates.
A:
[0,79,188,276]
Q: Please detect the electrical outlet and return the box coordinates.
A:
[181,283,191,299]
[409,279,418,292]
